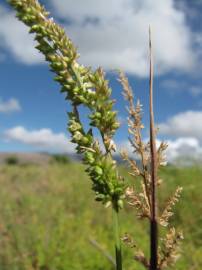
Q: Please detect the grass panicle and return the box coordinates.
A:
[8,0,125,269]
[119,30,183,270]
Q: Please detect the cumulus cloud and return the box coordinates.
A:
[154,111,202,163]
[0,5,43,64]
[118,109,202,163]
[118,137,202,164]
[50,0,196,76]
[5,126,74,153]
[158,111,202,139]
[0,1,198,76]
[165,137,202,162]
[0,98,21,113]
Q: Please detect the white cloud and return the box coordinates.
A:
[165,137,202,162]
[1,1,198,76]
[156,111,202,163]
[0,98,21,113]
[118,137,202,164]
[4,126,74,153]
[159,111,202,139]
[0,6,43,64]
[50,0,196,76]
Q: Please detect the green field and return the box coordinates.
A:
[0,161,201,270]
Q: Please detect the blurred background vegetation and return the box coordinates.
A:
[0,157,201,270]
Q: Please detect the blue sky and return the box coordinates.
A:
[0,0,202,162]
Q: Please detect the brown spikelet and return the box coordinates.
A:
[135,250,150,269]
[159,187,183,227]
[119,71,151,213]
[120,150,140,176]
[157,142,168,168]
[125,187,150,219]
[122,234,149,269]
[158,228,183,269]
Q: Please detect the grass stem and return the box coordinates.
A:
[113,205,122,270]
[149,26,158,270]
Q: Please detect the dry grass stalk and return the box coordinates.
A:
[119,29,183,270]
[149,26,158,270]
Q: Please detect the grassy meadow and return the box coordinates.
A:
[0,160,201,270]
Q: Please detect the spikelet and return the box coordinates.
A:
[159,187,183,227]
[125,187,150,219]
[157,142,168,168]
[158,228,184,269]
[122,234,150,269]
[119,71,151,212]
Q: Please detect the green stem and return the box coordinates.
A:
[113,205,122,270]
